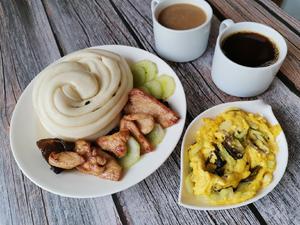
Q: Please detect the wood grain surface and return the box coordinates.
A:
[1,0,299,224]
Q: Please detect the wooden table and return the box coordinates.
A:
[1,0,299,224]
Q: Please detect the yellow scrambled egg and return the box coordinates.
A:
[187,109,281,205]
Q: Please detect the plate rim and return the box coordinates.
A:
[9,45,187,198]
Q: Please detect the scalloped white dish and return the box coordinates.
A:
[10,45,187,198]
[179,100,288,210]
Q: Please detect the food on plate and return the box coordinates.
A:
[96,130,130,158]
[34,53,180,181]
[157,75,176,100]
[33,49,133,140]
[131,60,158,84]
[36,88,179,180]
[131,60,176,100]
[75,140,122,181]
[146,124,166,147]
[123,113,155,135]
[124,88,180,128]
[48,151,85,169]
[186,109,281,205]
[119,137,141,168]
[37,138,75,173]
[37,138,123,181]
[120,118,153,153]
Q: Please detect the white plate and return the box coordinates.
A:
[179,100,288,210]
[10,45,187,198]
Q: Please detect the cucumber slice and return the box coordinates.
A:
[146,124,166,146]
[157,75,176,99]
[131,66,146,87]
[144,80,162,99]
[139,86,150,95]
[119,137,140,169]
[133,60,158,82]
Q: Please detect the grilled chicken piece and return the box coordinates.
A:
[75,140,122,181]
[120,118,153,153]
[37,138,75,160]
[96,130,130,158]
[124,89,180,128]
[75,139,92,156]
[76,146,106,176]
[123,113,155,134]
[36,138,76,173]
[97,150,123,181]
[48,152,85,169]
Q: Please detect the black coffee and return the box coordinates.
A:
[221,32,278,67]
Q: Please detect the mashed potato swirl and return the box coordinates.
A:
[33,49,133,140]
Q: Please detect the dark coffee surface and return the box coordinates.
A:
[158,4,206,30]
[221,32,278,67]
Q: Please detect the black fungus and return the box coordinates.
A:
[222,137,244,159]
[242,166,262,182]
[205,144,226,176]
[160,100,170,107]
[51,166,64,174]
[36,138,75,174]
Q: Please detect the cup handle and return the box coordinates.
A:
[219,19,234,34]
[151,0,160,13]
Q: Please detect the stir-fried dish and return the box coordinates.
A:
[34,56,179,181]
[187,109,281,205]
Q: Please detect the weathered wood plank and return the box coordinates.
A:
[2,0,300,224]
[42,193,122,225]
[0,0,59,224]
[41,0,138,54]
[41,0,265,224]
[256,0,300,32]
[99,0,300,224]
[206,0,300,91]
[0,0,121,225]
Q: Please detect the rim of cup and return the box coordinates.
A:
[152,0,213,33]
[217,21,288,70]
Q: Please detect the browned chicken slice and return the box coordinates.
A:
[48,151,85,169]
[96,130,130,158]
[75,140,122,181]
[123,113,155,134]
[36,138,76,173]
[75,139,92,156]
[120,118,153,153]
[97,150,123,181]
[124,89,180,128]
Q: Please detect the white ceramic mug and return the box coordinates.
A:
[211,19,288,97]
[151,0,213,62]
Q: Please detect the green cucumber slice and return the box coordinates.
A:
[131,66,146,87]
[119,137,140,169]
[133,60,158,82]
[144,80,162,99]
[139,86,150,95]
[146,124,166,146]
[157,75,176,99]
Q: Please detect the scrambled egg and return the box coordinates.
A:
[187,109,281,205]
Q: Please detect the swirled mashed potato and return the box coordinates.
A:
[187,109,281,205]
[33,49,133,140]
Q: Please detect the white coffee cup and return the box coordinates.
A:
[151,0,213,62]
[211,19,288,97]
